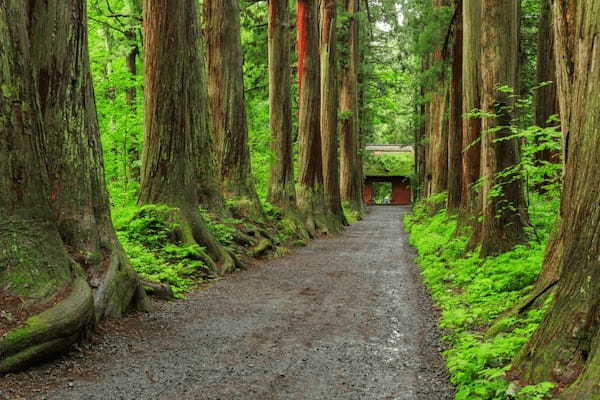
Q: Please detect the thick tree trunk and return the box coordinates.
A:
[140,0,234,273]
[267,0,297,209]
[1,0,147,373]
[534,0,560,166]
[459,0,482,226]
[339,0,363,215]
[447,3,463,213]
[204,0,262,218]
[320,0,346,230]
[512,3,600,397]
[297,0,329,235]
[478,0,528,257]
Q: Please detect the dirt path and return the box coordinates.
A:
[3,206,453,400]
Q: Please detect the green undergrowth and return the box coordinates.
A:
[404,195,558,400]
[112,202,310,298]
[113,205,217,298]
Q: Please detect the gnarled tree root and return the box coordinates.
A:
[0,276,94,373]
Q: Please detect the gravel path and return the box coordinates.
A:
[9,206,453,400]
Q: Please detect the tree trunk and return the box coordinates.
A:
[267,0,297,209]
[512,3,600,397]
[478,0,528,257]
[339,0,363,215]
[320,0,346,230]
[125,0,142,184]
[447,2,463,213]
[459,0,482,226]
[204,0,262,218]
[534,0,560,165]
[140,0,234,273]
[1,0,147,373]
[297,0,329,235]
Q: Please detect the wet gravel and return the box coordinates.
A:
[6,206,453,400]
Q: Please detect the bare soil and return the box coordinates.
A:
[0,206,453,400]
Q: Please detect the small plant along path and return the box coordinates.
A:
[9,207,453,400]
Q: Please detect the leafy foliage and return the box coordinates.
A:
[405,197,557,400]
[113,205,216,297]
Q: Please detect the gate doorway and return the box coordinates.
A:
[363,176,411,206]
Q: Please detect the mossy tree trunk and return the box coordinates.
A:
[320,0,346,231]
[447,2,463,213]
[204,0,263,219]
[297,0,328,235]
[339,0,364,215]
[140,0,234,274]
[267,0,297,210]
[1,0,147,373]
[512,3,600,397]
[459,0,482,228]
[478,0,528,257]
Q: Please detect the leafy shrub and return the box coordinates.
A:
[405,196,557,399]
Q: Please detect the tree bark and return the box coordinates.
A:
[297,0,329,235]
[512,3,600,397]
[320,0,346,230]
[1,0,147,373]
[534,0,560,165]
[267,0,297,209]
[459,0,482,225]
[447,2,463,213]
[204,0,262,218]
[140,0,234,273]
[339,0,363,215]
[478,0,528,257]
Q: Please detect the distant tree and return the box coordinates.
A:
[204,0,263,218]
[534,0,559,165]
[447,1,463,213]
[340,0,364,215]
[426,0,450,199]
[267,0,297,210]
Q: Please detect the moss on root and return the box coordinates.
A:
[0,276,94,373]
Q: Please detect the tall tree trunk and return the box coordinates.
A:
[427,0,450,204]
[339,0,363,215]
[140,0,234,273]
[267,0,296,209]
[459,0,482,226]
[512,2,600,397]
[447,2,463,213]
[320,0,346,230]
[478,0,528,257]
[297,0,328,235]
[1,0,147,373]
[125,0,142,184]
[534,0,560,165]
[415,84,427,202]
[204,0,262,218]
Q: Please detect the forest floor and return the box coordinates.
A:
[0,206,453,400]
